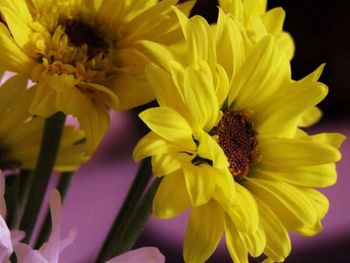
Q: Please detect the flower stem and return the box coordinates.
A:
[19,112,66,243]
[96,158,153,262]
[5,169,32,229]
[110,177,162,257]
[34,171,74,248]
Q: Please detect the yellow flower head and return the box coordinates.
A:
[218,0,294,59]
[134,9,345,263]
[0,0,194,152]
[0,72,88,172]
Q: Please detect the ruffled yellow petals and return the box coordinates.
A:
[246,178,318,233]
[224,217,249,263]
[186,15,216,69]
[36,74,110,153]
[213,168,235,205]
[197,132,228,169]
[133,132,182,162]
[107,74,151,111]
[139,107,196,150]
[153,171,191,219]
[262,8,285,37]
[298,106,322,128]
[227,35,275,108]
[184,201,224,263]
[0,24,35,76]
[255,198,291,262]
[259,137,341,166]
[218,0,244,20]
[256,81,328,135]
[151,154,182,177]
[0,5,34,55]
[0,78,34,136]
[302,63,326,82]
[243,0,267,16]
[226,183,259,234]
[183,163,217,206]
[145,63,188,118]
[183,67,219,130]
[216,10,246,85]
[255,164,337,188]
[308,132,346,149]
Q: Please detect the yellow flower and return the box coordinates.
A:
[218,0,294,59]
[0,72,88,172]
[133,11,345,263]
[0,0,194,152]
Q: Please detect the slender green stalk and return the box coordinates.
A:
[7,169,32,229]
[34,171,74,248]
[96,158,153,263]
[19,112,66,243]
[109,177,162,257]
[4,173,20,228]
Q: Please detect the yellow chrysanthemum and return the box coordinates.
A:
[219,0,294,59]
[0,72,88,172]
[133,10,345,263]
[0,0,194,152]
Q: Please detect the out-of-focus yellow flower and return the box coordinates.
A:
[134,10,345,263]
[0,73,88,172]
[0,0,194,152]
[219,0,294,59]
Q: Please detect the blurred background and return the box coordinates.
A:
[58,0,350,262]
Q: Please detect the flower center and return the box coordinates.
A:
[211,110,258,178]
[64,19,108,58]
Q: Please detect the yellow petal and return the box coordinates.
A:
[298,106,322,128]
[255,163,337,188]
[0,24,34,76]
[183,163,217,206]
[145,62,189,119]
[153,171,191,219]
[107,73,152,111]
[51,75,110,153]
[259,137,341,166]
[183,66,219,130]
[139,107,195,150]
[256,81,328,135]
[255,198,291,262]
[308,133,346,149]
[197,131,229,169]
[184,201,224,263]
[262,8,285,36]
[226,183,259,233]
[186,15,215,68]
[151,154,181,177]
[133,132,182,162]
[0,5,35,55]
[245,178,317,232]
[225,215,249,263]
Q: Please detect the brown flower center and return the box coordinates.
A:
[64,19,108,58]
[211,110,258,178]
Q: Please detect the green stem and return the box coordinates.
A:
[34,171,74,248]
[110,177,162,257]
[19,112,66,243]
[10,169,32,229]
[96,158,153,262]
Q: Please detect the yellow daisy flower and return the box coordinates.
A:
[0,0,194,152]
[218,0,295,59]
[0,73,88,172]
[133,12,345,263]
